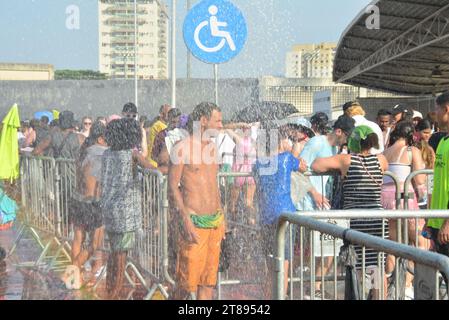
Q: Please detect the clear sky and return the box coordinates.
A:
[0,0,369,78]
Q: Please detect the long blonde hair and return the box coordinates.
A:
[418,140,435,169]
[346,105,366,117]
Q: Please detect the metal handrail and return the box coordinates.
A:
[403,169,434,210]
[275,212,449,300]
[297,210,449,219]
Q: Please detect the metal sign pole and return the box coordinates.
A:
[186,0,192,78]
[171,0,177,108]
[134,0,139,107]
[214,64,218,105]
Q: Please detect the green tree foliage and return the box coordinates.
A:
[55,70,107,80]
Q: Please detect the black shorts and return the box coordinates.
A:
[69,198,103,232]
[429,227,449,257]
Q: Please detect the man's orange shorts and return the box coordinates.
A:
[176,222,225,293]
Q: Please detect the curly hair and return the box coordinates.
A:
[105,118,142,151]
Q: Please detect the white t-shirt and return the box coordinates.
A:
[216,133,236,166]
[165,128,189,155]
[352,115,385,154]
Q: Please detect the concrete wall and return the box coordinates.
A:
[0,63,54,81]
[0,78,260,121]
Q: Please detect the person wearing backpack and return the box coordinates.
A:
[33,111,85,159]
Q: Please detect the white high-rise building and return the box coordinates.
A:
[286,42,336,79]
[98,0,169,80]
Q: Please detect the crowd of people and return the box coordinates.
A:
[9,92,449,300]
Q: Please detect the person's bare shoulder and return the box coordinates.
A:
[377,154,389,171]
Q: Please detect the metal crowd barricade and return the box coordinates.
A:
[54,159,77,240]
[216,171,341,300]
[13,156,176,299]
[216,171,261,300]
[403,169,434,247]
[9,155,65,268]
[49,159,77,269]
[275,211,449,300]
[125,169,175,300]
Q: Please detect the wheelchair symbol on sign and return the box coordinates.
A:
[194,5,236,53]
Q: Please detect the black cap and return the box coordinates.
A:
[122,102,138,114]
[392,104,413,117]
[310,112,329,125]
[59,111,75,130]
[333,115,355,135]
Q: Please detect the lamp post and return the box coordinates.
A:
[134,0,139,108]
[186,0,191,78]
[171,0,176,108]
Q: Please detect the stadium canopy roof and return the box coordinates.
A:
[333,0,449,95]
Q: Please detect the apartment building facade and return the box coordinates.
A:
[98,0,169,80]
[285,42,336,79]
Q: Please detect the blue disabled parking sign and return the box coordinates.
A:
[183,0,247,64]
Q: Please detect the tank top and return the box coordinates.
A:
[343,154,383,210]
[383,146,412,184]
[343,154,386,269]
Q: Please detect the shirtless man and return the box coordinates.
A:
[169,102,224,300]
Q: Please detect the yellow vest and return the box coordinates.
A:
[429,137,449,229]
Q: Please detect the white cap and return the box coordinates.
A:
[413,111,423,119]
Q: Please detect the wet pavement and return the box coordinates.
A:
[0,222,266,300]
[0,224,26,300]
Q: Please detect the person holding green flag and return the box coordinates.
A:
[0,104,21,182]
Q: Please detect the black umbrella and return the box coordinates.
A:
[231,101,298,123]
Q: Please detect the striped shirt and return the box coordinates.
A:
[343,154,383,210]
[343,154,388,268]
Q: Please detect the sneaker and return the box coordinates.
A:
[62,265,81,290]
[304,290,330,300]
[95,265,106,278]
[83,261,92,272]
[405,287,414,300]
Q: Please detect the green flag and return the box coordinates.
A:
[0,104,21,181]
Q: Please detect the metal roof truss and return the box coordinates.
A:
[338,3,449,83]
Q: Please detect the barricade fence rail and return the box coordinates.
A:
[12,156,444,300]
[12,156,171,298]
[275,212,449,300]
